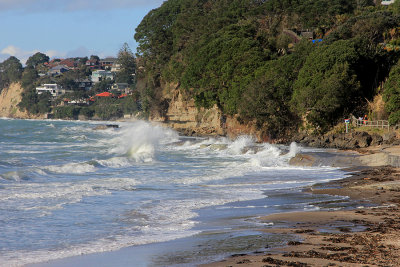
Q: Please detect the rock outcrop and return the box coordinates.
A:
[152,89,261,139]
[0,83,45,119]
[293,131,399,149]
[160,90,225,136]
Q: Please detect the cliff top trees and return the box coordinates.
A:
[384,59,400,125]
[26,52,49,68]
[0,56,23,90]
[133,0,400,136]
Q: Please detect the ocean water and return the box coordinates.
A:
[0,118,350,266]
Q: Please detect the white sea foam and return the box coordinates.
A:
[107,121,178,162]
[97,157,134,168]
[44,162,97,174]
[0,177,139,209]
[0,171,25,181]
[227,135,256,154]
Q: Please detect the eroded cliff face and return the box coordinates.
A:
[151,87,267,141]
[0,83,45,119]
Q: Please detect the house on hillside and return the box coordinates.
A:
[48,65,70,76]
[96,92,114,97]
[100,57,117,69]
[45,59,62,68]
[75,79,92,91]
[86,59,100,69]
[300,30,314,40]
[36,84,64,97]
[91,70,114,83]
[382,0,395,5]
[111,62,121,72]
[59,59,77,69]
[111,83,130,93]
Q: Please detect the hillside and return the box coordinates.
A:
[135,0,400,141]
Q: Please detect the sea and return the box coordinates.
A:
[0,118,355,267]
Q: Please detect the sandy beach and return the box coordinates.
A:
[202,146,400,267]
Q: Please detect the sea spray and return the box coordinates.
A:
[108,121,178,162]
[227,135,256,154]
[287,142,300,158]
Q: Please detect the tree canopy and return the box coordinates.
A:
[26,52,49,68]
[0,56,23,90]
[115,43,136,85]
[134,0,400,137]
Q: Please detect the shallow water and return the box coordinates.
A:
[0,118,351,266]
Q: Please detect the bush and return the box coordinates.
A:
[54,106,81,119]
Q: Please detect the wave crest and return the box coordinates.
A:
[108,121,178,162]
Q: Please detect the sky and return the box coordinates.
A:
[0,0,165,64]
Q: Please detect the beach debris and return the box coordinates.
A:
[236,259,251,264]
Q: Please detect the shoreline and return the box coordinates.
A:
[202,153,400,266]
[9,117,400,266]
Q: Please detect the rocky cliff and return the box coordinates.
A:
[151,87,265,140]
[0,83,45,119]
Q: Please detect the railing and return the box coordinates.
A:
[355,119,390,130]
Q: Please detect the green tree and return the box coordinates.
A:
[90,55,100,62]
[93,97,123,120]
[0,56,23,89]
[21,67,38,88]
[181,21,270,114]
[54,106,81,119]
[384,59,400,125]
[291,40,361,131]
[115,43,136,85]
[26,52,49,68]
[239,41,313,138]
[90,80,113,93]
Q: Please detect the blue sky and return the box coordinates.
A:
[0,0,165,64]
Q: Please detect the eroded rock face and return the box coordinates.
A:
[0,83,45,119]
[162,90,225,136]
[154,89,260,139]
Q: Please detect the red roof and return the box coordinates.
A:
[96,92,113,97]
[59,59,76,68]
[118,93,128,98]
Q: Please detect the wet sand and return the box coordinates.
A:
[202,164,400,267]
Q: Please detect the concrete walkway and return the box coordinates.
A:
[359,145,400,167]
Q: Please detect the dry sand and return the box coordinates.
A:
[202,148,400,267]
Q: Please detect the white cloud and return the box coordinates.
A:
[0,0,165,13]
[0,45,38,64]
[0,45,66,64]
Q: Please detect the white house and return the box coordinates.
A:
[111,63,121,72]
[382,0,395,5]
[91,70,114,83]
[36,84,64,97]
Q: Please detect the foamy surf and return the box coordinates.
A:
[0,119,350,267]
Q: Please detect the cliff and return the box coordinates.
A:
[150,86,269,141]
[0,83,45,119]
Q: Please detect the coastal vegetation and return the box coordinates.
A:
[2,0,400,139]
[0,44,138,120]
[135,0,400,138]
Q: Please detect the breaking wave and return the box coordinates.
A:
[107,121,178,162]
